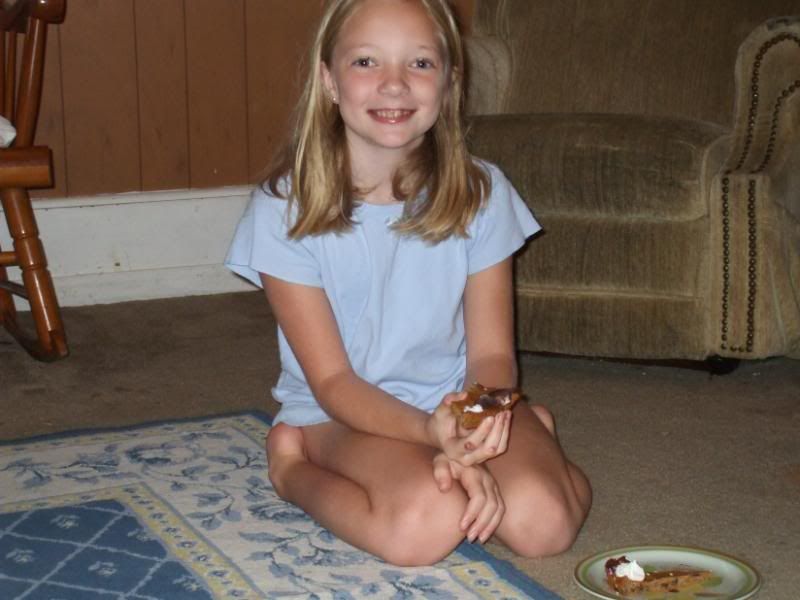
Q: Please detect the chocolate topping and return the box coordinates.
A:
[477,388,516,409]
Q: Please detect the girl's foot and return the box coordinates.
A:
[266,423,307,499]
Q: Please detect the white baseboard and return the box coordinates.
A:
[1,186,260,308]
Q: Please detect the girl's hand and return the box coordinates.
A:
[432,453,505,543]
[426,392,462,449]
[427,393,512,467]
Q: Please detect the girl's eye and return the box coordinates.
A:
[352,57,374,67]
[413,58,435,69]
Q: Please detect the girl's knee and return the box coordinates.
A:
[500,482,588,558]
[505,501,583,557]
[378,485,467,566]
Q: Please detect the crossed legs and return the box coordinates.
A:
[266,403,591,566]
[267,420,468,566]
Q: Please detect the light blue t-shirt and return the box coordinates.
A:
[225,161,540,426]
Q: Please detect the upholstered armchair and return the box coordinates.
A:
[465,1,800,362]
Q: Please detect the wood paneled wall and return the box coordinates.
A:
[33,0,474,199]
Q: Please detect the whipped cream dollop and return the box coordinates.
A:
[614,559,645,581]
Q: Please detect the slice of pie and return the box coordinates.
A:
[450,383,522,429]
[604,555,713,595]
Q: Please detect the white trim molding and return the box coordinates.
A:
[0,186,259,308]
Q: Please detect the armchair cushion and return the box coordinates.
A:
[468,113,728,219]
[468,114,727,297]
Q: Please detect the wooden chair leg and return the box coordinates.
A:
[0,187,68,361]
[0,260,19,324]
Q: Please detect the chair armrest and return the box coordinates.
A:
[0,0,65,30]
[31,0,66,24]
[0,146,52,188]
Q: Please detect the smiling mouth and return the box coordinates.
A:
[369,109,415,123]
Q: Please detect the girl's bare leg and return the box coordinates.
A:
[487,403,592,557]
[266,421,469,566]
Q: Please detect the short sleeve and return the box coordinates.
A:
[466,162,541,275]
[224,186,323,288]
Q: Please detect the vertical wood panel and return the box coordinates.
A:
[453,0,474,33]
[58,0,140,196]
[135,0,189,191]
[32,25,66,198]
[33,0,476,197]
[245,1,322,182]
[184,0,248,189]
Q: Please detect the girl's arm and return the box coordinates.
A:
[434,257,517,541]
[261,273,434,446]
[462,257,518,390]
[428,257,518,469]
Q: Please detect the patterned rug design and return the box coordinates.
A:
[0,413,560,599]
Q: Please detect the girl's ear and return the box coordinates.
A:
[320,62,338,103]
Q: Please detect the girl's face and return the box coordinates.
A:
[321,0,447,165]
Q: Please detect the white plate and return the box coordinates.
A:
[574,545,761,600]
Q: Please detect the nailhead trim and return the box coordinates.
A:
[721,179,758,354]
[720,177,731,350]
[745,180,757,353]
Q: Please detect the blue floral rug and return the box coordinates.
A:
[0,412,561,599]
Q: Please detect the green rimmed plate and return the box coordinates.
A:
[574,545,761,600]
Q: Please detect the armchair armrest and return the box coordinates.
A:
[707,16,800,358]
[464,35,511,115]
[463,0,511,116]
[725,16,800,205]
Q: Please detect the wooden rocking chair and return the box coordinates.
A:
[0,0,67,361]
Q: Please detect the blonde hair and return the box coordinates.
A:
[265,0,489,243]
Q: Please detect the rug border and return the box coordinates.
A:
[0,410,273,446]
[1,409,563,599]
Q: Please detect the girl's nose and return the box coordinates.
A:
[379,65,409,96]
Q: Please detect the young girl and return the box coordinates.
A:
[226,0,591,567]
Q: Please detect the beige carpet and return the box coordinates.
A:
[1,292,797,599]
